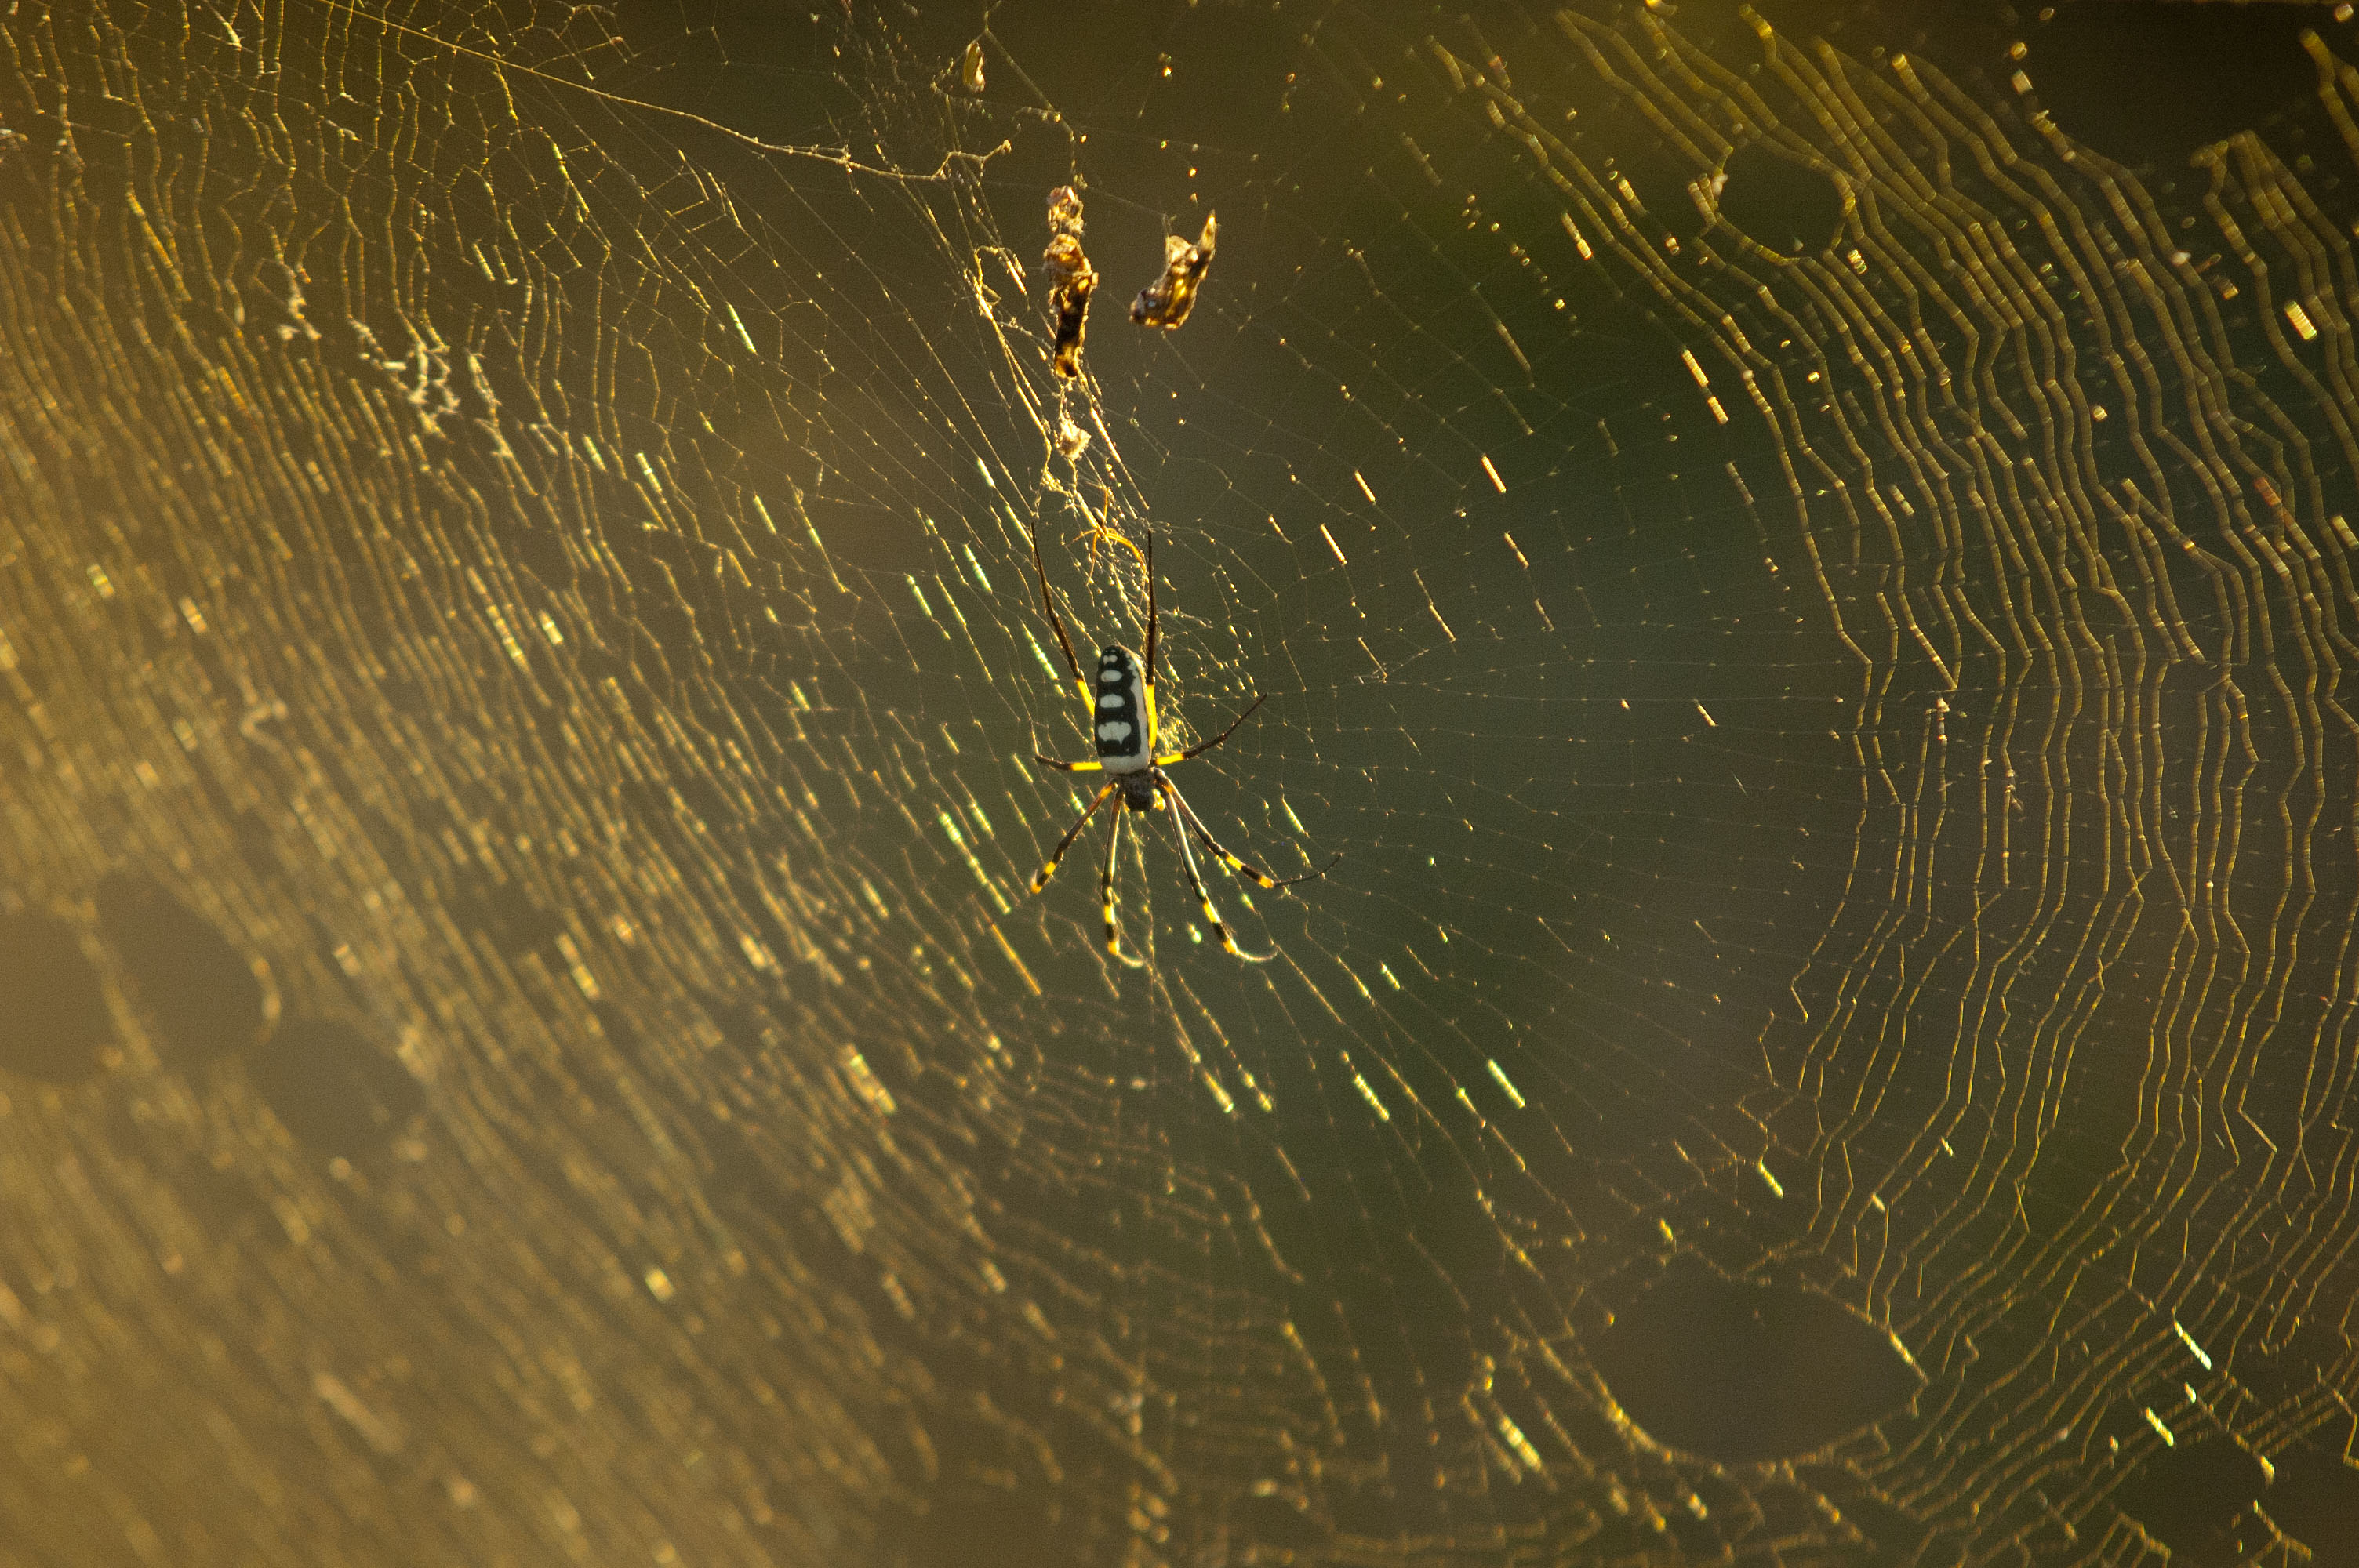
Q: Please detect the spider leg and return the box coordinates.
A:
[1026,509,1089,703]
[1159,777,1276,962]
[1143,524,1161,751]
[1031,782,1118,893]
[1100,799,1148,968]
[1167,781,1339,891]
[1157,692,1267,765]
[1087,524,1158,747]
[1032,753,1103,774]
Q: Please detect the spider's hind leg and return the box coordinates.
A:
[1032,782,1117,893]
[1168,784,1338,891]
[1159,778,1277,962]
[1100,801,1150,967]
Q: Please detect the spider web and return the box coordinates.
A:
[2,0,2358,1563]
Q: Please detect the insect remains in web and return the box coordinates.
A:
[1130,213,1217,330]
[1024,515,1334,965]
[1043,186,1096,379]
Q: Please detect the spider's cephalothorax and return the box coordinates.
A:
[1024,520,1333,964]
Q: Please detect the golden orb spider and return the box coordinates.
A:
[1025,517,1333,964]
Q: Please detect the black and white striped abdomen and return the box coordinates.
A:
[1093,645,1149,771]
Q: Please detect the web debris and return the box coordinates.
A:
[1130,212,1217,329]
[1043,184,1096,378]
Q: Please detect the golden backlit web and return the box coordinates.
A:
[1,2,2357,1563]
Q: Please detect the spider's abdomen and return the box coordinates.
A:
[1092,645,1150,771]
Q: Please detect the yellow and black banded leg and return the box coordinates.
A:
[1101,803,1148,967]
[1156,694,1267,767]
[1167,784,1338,891]
[1160,779,1277,962]
[1027,506,1091,702]
[1032,782,1118,893]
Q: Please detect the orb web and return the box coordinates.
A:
[0,2,2355,1564]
